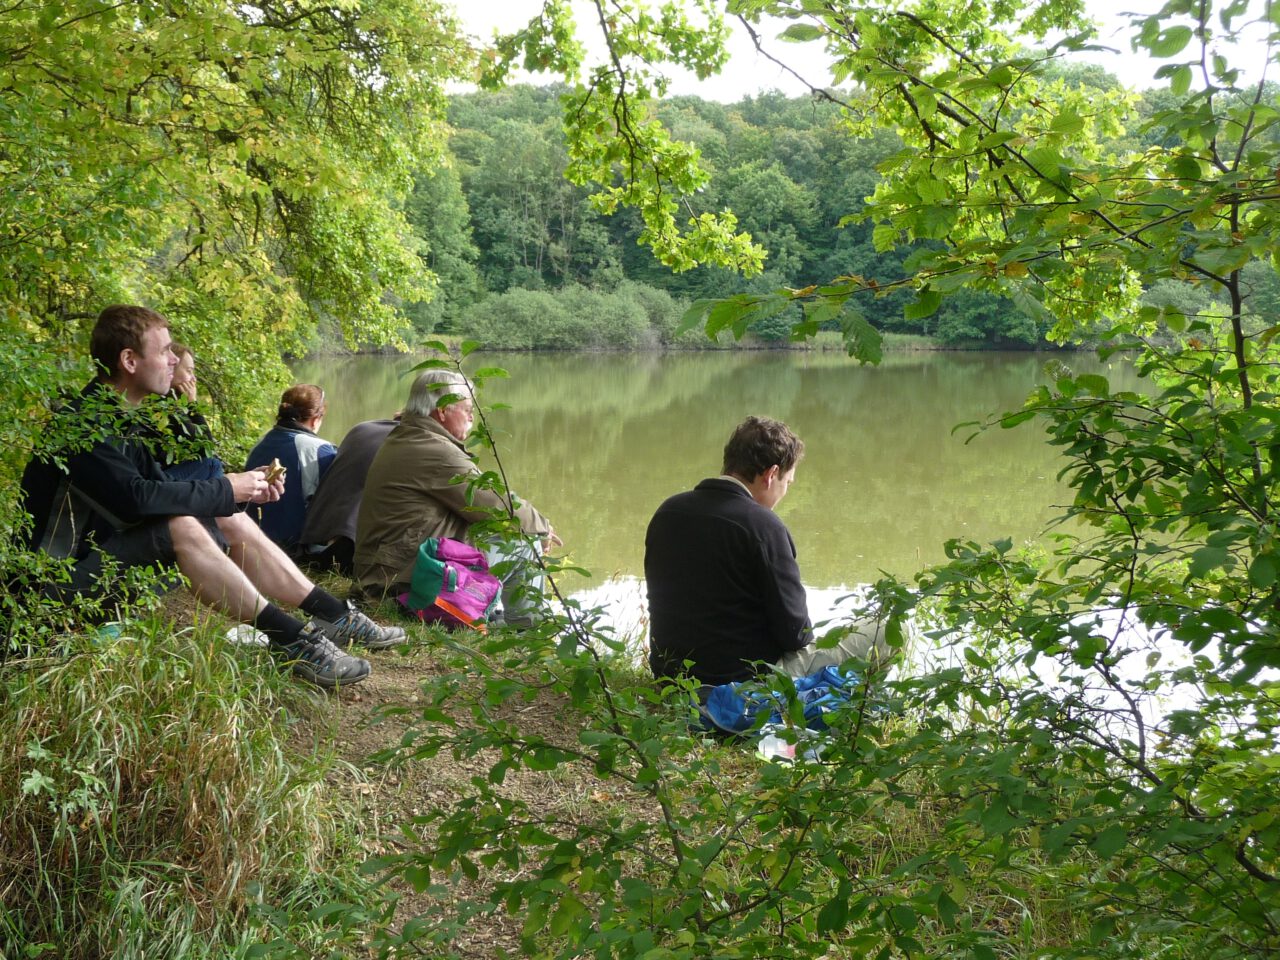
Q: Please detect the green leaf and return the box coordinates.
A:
[705,297,755,338]
[889,904,918,931]
[21,770,55,796]
[936,891,959,927]
[409,357,454,372]
[548,894,586,936]
[1092,824,1127,857]
[803,299,843,328]
[841,311,882,364]
[1169,154,1201,180]
[677,299,715,335]
[1151,25,1194,57]
[403,864,432,892]
[1050,111,1084,136]
[1000,409,1037,428]
[977,130,1018,149]
[1076,374,1109,396]
[816,890,850,933]
[904,288,942,321]
[1170,64,1192,96]
[1188,545,1229,579]
[780,23,824,42]
[1249,552,1278,589]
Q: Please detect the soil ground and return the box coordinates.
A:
[301,616,601,958]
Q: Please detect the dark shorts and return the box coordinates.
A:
[65,516,228,595]
[164,457,226,482]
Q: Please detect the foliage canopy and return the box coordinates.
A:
[0,0,467,493]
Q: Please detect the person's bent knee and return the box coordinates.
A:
[169,515,218,553]
[215,511,258,543]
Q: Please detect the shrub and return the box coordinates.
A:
[614,280,685,345]
[464,283,671,350]
[557,284,651,348]
[466,288,570,349]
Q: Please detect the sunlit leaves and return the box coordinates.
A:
[0,0,468,461]
[484,0,762,274]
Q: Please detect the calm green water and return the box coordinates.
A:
[293,350,1140,589]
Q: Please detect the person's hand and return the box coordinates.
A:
[267,473,285,500]
[543,527,563,552]
[251,465,286,503]
[171,373,197,402]
[228,469,282,504]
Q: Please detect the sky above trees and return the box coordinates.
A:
[453,0,1275,98]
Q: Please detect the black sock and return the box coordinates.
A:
[253,603,305,647]
[299,586,347,622]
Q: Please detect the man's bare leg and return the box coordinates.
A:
[217,512,405,651]
[217,512,311,607]
[170,515,370,687]
[170,515,270,620]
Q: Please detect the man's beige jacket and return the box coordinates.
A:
[354,411,550,595]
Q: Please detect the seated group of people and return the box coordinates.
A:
[19,304,883,695]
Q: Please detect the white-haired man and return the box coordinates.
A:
[354,369,558,626]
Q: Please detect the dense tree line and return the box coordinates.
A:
[403,77,1277,350]
[402,84,1011,347]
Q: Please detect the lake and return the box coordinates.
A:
[293,349,1142,599]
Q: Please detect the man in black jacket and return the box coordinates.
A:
[19,305,404,688]
[297,415,400,575]
[645,416,884,686]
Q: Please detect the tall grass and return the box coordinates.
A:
[0,616,367,959]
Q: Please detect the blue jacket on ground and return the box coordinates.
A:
[245,421,336,549]
[699,665,863,735]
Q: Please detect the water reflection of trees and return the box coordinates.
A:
[295,351,1142,586]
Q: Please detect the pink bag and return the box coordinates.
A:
[396,537,500,631]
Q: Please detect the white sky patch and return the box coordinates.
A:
[451,0,1275,100]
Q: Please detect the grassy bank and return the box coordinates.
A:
[0,615,371,958]
[4,584,1253,959]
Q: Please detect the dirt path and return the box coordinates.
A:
[316,634,593,958]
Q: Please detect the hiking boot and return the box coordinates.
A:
[312,600,406,651]
[273,622,370,688]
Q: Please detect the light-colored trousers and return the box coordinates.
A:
[775,617,889,678]
[483,536,545,627]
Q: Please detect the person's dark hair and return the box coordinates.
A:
[171,342,193,362]
[278,384,326,424]
[90,305,169,378]
[722,416,804,480]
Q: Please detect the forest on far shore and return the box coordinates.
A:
[398,78,1280,351]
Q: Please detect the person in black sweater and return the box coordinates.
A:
[159,342,225,482]
[19,305,404,687]
[645,416,884,686]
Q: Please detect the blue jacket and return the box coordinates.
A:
[244,421,336,548]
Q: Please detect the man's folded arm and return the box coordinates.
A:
[427,456,552,538]
[68,440,234,526]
